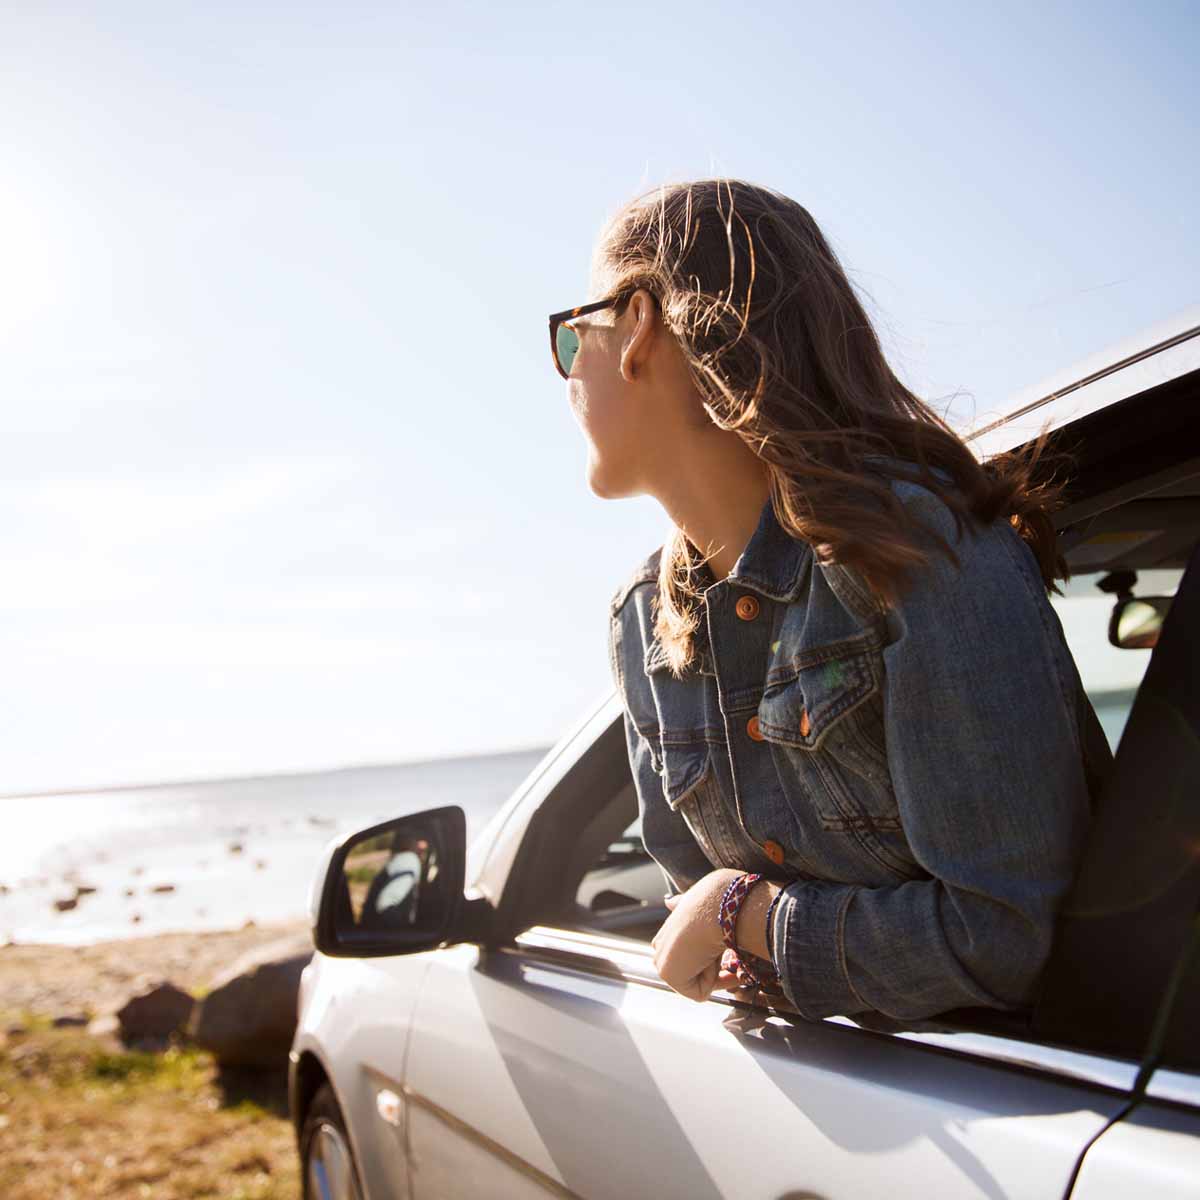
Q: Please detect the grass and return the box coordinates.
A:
[0,1009,301,1199]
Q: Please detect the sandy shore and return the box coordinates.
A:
[0,917,311,1022]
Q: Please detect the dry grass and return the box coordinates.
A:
[0,1012,301,1199]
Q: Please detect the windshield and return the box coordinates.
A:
[1051,566,1182,751]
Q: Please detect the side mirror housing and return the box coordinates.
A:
[313,805,491,958]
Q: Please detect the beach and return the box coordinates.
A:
[0,749,550,1198]
[0,747,547,950]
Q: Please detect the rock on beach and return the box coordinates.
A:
[188,930,314,1068]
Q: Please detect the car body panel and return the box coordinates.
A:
[401,937,1128,1200]
[1072,1097,1200,1198]
[292,953,432,1200]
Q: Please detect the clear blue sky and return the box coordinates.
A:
[1,1,1195,793]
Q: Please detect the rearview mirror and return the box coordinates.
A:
[314,805,473,958]
[1109,595,1173,649]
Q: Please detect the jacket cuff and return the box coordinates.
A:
[770,879,868,1019]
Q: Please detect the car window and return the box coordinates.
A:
[575,814,662,907]
[541,806,669,944]
[1051,567,1182,750]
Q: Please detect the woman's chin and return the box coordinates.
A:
[584,450,620,500]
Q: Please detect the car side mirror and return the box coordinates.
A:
[314,805,488,958]
[1108,594,1173,649]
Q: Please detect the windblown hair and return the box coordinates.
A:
[593,178,1071,679]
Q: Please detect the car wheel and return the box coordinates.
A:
[301,1081,365,1200]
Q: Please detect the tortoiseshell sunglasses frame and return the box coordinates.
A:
[547,293,627,381]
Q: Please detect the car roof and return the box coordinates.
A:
[964,303,1200,459]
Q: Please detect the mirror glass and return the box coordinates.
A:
[335,821,450,943]
[1111,595,1173,650]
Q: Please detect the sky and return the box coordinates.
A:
[0,1,1195,794]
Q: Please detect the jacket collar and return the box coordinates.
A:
[720,492,814,603]
[641,494,813,677]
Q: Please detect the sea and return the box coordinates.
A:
[0,748,550,946]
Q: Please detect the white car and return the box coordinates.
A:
[290,306,1200,1200]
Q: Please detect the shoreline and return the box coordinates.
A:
[0,917,312,1023]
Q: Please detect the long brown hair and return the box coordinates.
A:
[593,178,1070,679]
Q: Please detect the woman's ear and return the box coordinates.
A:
[619,290,656,383]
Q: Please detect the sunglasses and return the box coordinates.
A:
[549,289,659,381]
[547,295,622,381]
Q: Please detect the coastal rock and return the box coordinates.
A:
[117,981,195,1041]
[187,931,313,1067]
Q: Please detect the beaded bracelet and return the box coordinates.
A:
[717,872,783,992]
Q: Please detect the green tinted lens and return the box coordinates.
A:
[555,323,579,376]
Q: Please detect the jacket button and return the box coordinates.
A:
[799,708,810,737]
[735,595,760,621]
[746,715,765,741]
[762,839,785,865]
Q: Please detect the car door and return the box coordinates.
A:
[402,805,1136,1200]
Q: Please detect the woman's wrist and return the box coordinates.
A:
[731,876,780,962]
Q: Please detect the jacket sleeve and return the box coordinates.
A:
[769,495,1093,1022]
[609,607,713,896]
[619,708,714,895]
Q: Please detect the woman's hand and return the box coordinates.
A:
[651,868,745,1002]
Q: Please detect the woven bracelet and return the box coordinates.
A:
[717,872,782,992]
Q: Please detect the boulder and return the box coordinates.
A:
[187,931,313,1067]
[117,981,195,1041]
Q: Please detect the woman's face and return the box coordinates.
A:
[565,276,679,500]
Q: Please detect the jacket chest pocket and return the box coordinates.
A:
[756,647,918,877]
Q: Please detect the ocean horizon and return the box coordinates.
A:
[0,746,552,946]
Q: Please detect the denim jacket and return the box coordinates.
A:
[607,470,1113,1023]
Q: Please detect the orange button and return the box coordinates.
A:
[746,714,765,741]
[762,839,785,865]
[735,594,760,621]
[799,708,810,737]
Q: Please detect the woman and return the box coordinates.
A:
[549,178,1113,1024]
